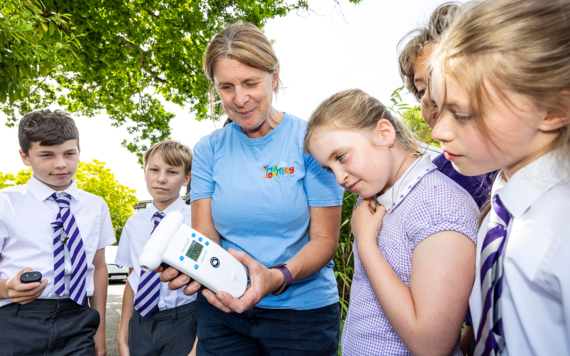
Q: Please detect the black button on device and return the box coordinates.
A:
[210,257,220,268]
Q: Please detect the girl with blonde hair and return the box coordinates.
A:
[305,88,479,355]
[429,0,570,355]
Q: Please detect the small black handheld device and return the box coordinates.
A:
[20,271,42,284]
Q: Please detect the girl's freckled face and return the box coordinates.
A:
[308,128,394,198]
[430,67,547,177]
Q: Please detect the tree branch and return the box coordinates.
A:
[116,36,167,84]
[139,51,167,84]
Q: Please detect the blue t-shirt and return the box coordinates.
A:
[191,113,344,310]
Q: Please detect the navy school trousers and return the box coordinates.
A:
[196,293,340,356]
[0,298,100,356]
[129,300,197,356]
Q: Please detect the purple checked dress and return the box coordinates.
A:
[341,155,479,356]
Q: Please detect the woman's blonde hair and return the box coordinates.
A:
[203,23,279,119]
[431,0,570,158]
[304,89,420,156]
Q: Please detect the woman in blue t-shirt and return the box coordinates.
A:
[161,23,344,355]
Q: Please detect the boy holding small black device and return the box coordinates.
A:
[116,140,197,356]
[0,109,115,355]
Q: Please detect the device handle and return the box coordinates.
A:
[139,211,184,271]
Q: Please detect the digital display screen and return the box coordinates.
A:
[186,240,204,262]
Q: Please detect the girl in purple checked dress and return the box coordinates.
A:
[304,89,479,356]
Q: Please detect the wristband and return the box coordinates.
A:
[269,263,292,296]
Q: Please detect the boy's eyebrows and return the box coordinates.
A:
[414,77,426,84]
[147,163,183,170]
[35,148,77,153]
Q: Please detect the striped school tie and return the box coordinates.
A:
[474,195,511,356]
[134,211,165,318]
[49,192,88,305]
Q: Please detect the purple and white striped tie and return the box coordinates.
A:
[474,195,511,356]
[134,211,165,318]
[50,192,88,305]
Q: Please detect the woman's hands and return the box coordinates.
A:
[159,249,283,313]
[158,265,202,296]
[161,200,341,314]
[351,198,385,247]
[201,249,283,313]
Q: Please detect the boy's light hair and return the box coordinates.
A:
[143,140,193,176]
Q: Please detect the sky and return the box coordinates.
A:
[0,0,449,201]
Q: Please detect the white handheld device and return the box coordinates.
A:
[138,211,248,298]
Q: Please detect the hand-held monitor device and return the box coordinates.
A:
[138,211,248,298]
[20,271,42,283]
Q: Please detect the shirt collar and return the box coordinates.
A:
[28,175,80,202]
[492,151,569,218]
[147,195,185,221]
[376,154,437,213]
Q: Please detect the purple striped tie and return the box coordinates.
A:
[474,195,511,356]
[134,212,165,318]
[49,192,88,305]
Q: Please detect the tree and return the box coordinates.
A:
[0,0,78,106]
[0,159,138,242]
[1,0,362,163]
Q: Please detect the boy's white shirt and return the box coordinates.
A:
[470,152,570,355]
[0,175,116,308]
[115,196,197,310]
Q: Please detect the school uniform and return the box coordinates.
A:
[115,197,197,356]
[0,175,115,355]
[341,154,479,356]
[469,152,570,355]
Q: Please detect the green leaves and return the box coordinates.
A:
[0,0,75,113]
[401,104,441,148]
[334,190,359,338]
[1,0,320,164]
[388,86,441,148]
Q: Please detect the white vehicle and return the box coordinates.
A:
[105,246,129,281]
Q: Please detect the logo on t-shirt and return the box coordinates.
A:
[263,162,295,179]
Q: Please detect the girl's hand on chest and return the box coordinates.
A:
[351,198,386,247]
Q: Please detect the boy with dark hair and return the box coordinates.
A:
[0,109,115,355]
[116,140,197,356]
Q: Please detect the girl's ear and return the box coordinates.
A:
[373,119,397,147]
[539,89,570,132]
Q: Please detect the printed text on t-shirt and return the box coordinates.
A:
[263,162,295,179]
